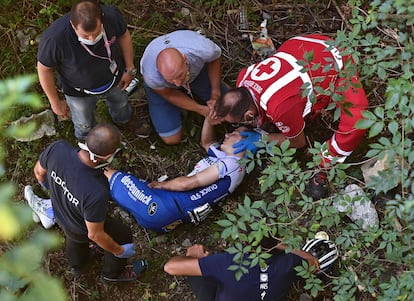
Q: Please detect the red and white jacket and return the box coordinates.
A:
[237,34,368,164]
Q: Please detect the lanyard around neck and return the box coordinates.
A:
[80,27,112,62]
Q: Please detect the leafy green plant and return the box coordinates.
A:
[0,76,66,300]
[216,0,414,299]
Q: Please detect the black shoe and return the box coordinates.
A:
[306,172,329,200]
[117,116,152,138]
[101,259,148,283]
[133,121,152,138]
[102,266,136,283]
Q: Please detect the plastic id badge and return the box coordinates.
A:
[109,60,117,74]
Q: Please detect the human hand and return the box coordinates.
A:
[206,105,223,125]
[51,100,70,120]
[148,181,162,189]
[198,104,211,118]
[115,243,136,258]
[186,244,209,258]
[206,99,217,111]
[117,73,133,91]
[232,131,261,155]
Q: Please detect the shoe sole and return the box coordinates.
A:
[32,211,40,223]
[24,185,55,229]
[101,276,137,283]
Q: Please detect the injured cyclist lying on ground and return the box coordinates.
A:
[24,118,249,232]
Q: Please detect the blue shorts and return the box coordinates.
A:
[108,171,232,232]
[144,65,228,137]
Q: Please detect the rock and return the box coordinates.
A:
[333,184,379,230]
[361,152,406,189]
[113,206,133,224]
[181,238,192,248]
[16,27,39,52]
[154,235,168,245]
[10,109,56,142]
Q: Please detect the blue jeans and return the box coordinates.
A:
[144,65,228,137]
[65,87,132,139]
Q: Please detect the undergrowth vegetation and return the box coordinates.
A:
[0,0,413,300]
[217,0,414,300]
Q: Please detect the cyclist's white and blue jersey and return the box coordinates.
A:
[108,143,245,232]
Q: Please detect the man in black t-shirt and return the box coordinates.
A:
[37,0,149,140]
[33,123,146,282]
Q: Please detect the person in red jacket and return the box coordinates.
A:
[213,34,368,199]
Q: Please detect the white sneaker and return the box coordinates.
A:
[24,185,55,229]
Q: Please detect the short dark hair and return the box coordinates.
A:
[70,0,102,32]
[215,87,253,119]
[86,123,120,156]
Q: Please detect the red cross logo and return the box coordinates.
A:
[256,60,275,76]
[250,57,281,81]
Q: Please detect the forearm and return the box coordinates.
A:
[164,244,208,276]
[118,30,134,70]
[276,243,319,271]
[34,160,47,183]
[37,61,60,105]
[200,118,217,151]
[266,132,286,146]
[88,230,123,256]
[266,130,306,149]
[291,250,320,270]
[156,88,208,116]
[206,58,222,101]
[164,256,202,276]
[151,176,198,191]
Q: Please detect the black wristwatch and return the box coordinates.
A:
[125,67,137,77]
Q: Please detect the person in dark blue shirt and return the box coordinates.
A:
[32,123,145,282]
[164,238,338,301]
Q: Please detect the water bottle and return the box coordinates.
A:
[239,5,249,40]
[239,5,249,31]
[126,78,139,95]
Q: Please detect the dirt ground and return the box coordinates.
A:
[11,1,358,300]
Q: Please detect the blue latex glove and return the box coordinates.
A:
[232,131,261,155]
[115,243,136,258]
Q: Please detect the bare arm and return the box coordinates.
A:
[117,30,134,90]
[37,61,70,119]
[200,118,217,151]
[148,164,219,191]
[276,243,319,271]
[34,160,47,183]
[267,131,306,149]
[154,87,209,117]
[164,244,209,276]
[85,220,124,256]
[206,57,222,102]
